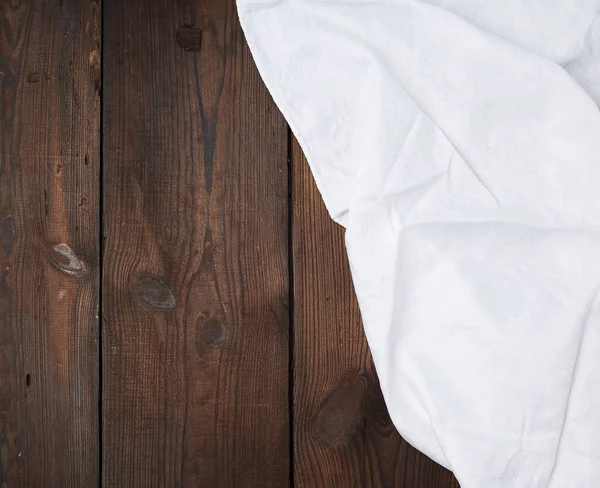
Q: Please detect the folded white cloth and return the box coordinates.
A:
[236,1,600,486]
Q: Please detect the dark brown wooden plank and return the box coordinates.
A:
[0,0,100,486]
[292,140,460,488]
[102,0,290,486]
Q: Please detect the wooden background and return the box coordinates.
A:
[0,0,460,486]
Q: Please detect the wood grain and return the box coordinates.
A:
[0,0,100,486]
[292,139,460,488]
[102,0,290,486]
[0,1,465,486]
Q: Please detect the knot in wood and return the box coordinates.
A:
[132,276,177,310]
[48,243,88,279]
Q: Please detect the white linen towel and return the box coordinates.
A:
[237,1,600,486]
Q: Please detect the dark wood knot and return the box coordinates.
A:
[27,72,40,83]
[177,25,202,51]
[132,276,177,310]
[198,318,226,349]
[312,379,365,447]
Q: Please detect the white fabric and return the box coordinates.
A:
[236,1,600,486]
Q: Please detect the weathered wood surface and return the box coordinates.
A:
[292,140,459,488]
[0,0,101,486]
[1,0,461,486]
[102,0,290,486]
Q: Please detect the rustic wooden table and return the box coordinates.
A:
[0,1,460,486]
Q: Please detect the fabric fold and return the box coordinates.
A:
[237,1,600,486]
